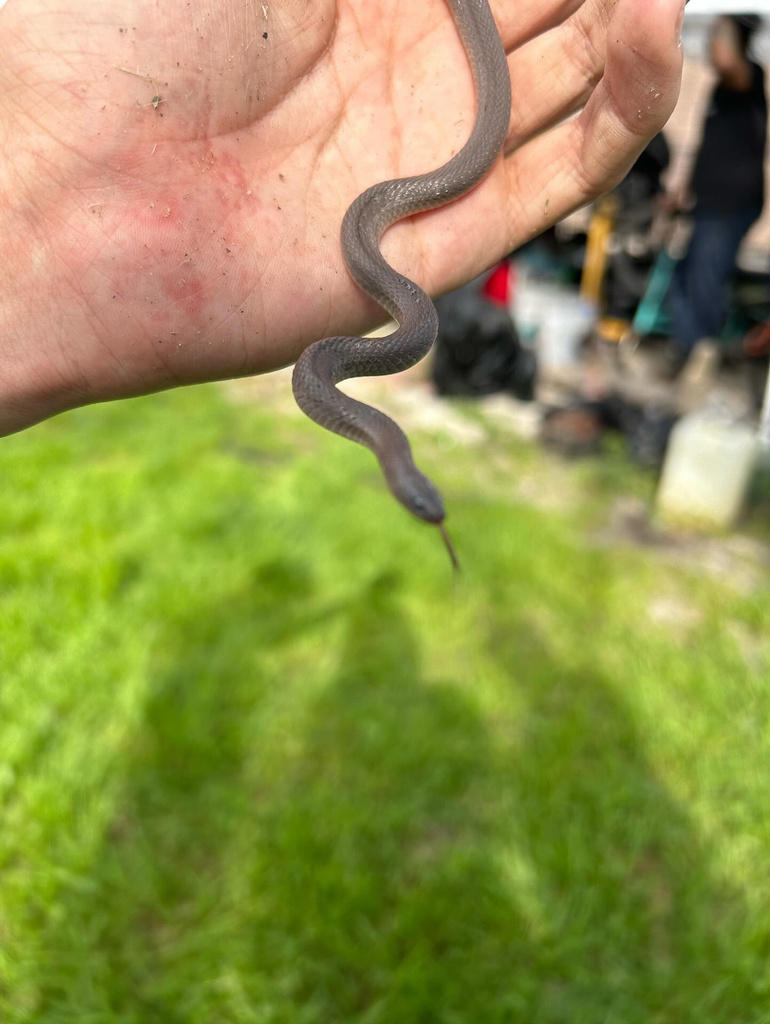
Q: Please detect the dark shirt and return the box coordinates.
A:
[692,61,767,214]
[632,132,671,195]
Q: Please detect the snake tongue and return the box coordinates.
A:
[438,523,461,573]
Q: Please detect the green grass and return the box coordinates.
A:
[1,381,769,1024]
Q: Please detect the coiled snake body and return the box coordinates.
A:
[292,0,511,565]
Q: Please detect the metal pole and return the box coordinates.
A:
[759,361,770,450]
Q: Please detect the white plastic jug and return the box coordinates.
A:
[656,411,760,530]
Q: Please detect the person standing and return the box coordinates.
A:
[667,14,767,368]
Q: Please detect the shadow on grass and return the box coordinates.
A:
[32,569,758,1023]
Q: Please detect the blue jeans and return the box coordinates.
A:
[667,207,761,358]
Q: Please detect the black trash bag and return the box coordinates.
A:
[432,279,536,401]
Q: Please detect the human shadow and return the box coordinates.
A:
[30,568,759,1023]
[217,573,758,1022]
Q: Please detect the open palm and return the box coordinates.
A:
[0,0,684,434]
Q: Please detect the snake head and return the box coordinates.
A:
[381,457,459,570]
[388,463,446,525]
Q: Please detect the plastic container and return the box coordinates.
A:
[510,266,550,347]
[526,288,595,370]
[541,295,595,369]
[656,411,760,531]
[510,265,595,369]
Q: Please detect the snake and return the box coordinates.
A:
[291,0,511,567]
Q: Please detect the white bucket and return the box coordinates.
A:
[510,269,552,346]
[538,292,596,370]
[512,273,595,369]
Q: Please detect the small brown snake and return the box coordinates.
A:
[292,0,511,567]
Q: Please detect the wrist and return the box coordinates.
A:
[0,179,93,435]
[0,288,84,438]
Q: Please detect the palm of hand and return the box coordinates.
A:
[2,1,493,386]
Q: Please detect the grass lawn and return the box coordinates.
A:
[1,379,769,1024]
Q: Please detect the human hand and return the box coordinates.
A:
[658,189,693,214]
[0,0,684,434]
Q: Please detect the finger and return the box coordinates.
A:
[504,0,616,149]
[490,0,585,52]
[502,0,684,246]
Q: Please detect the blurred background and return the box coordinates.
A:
[2,5,770,1024]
